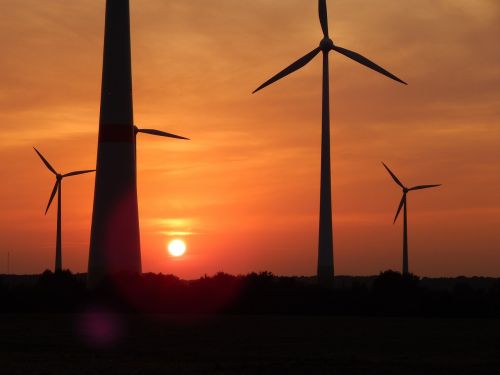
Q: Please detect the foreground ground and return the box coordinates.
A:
[1,314,499,374]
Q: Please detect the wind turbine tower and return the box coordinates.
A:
[88,0,139,286]
[88,0,188,286]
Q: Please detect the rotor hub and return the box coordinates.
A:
[319,38,334,51]
[403,188,409,194]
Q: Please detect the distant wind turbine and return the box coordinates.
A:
[34,148,95,272]
[253,0,406,283]
[382,162,441,275]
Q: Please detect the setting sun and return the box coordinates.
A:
[168,239,187,257]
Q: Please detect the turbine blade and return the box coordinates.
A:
[318,0,329,38]
[382,162,405,188]
[45,180,59,214]
[333,45,407,85]
[393,194,406,224]
[33,147,57,175]
[409,184,441,191]
[137,129,190,140]
[253,47,322,94]
[63,170,96,178]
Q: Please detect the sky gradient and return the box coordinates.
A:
[1,0,499,277]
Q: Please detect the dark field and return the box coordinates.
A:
[1,314,499,374]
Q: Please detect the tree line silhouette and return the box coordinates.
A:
[1,270,500,317]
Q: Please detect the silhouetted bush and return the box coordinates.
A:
[371,270,422,315]
[1,271,500,317]
[373,270,420,292]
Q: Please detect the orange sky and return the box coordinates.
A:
[0,0,499,277]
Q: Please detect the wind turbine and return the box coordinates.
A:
[34,148,95,272]
[253,0,406,283]
[382,162,441,275]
